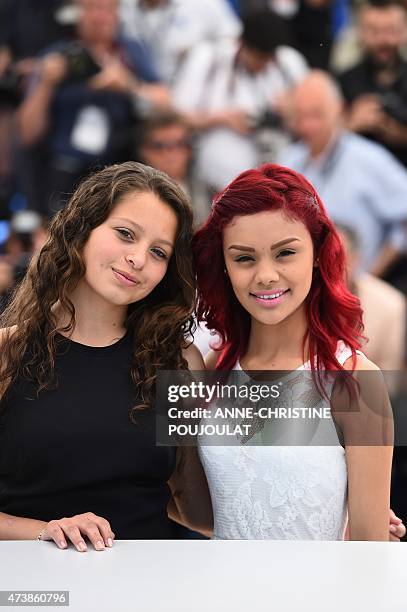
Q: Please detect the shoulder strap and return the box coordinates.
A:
[336,340,364,366]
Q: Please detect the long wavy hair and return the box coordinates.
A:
[193,163,364,387]
[0,162,195,417]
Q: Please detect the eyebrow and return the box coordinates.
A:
[228,238,300,252]
[112,217,174,248]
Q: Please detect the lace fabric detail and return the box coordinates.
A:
[198,342,356,540]
[200,445,347,540]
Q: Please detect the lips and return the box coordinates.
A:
[250,289,289,299]
[112,268,140,286]
[249,289,290,306]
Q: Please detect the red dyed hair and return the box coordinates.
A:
[193,163,364,380]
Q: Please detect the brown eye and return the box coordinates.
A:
[277,249,295,258]
[116,228,133,240]
[235,255,254,262]
[151,248,168,260]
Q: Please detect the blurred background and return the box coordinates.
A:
[1,0,406,537]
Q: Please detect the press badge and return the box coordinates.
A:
[70,105,110,154]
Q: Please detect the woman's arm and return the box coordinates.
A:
[0,511,115,551]
[346,445,393,540]
[0,330,50,541]
[166,343,213,536]
[204,349,220,370]
[0,330,115,551]
[337,355,393,541]
[0,512,47,540]
[168,447,213,537]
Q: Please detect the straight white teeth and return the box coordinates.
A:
[256,292,285,300]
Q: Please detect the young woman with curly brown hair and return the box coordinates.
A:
[0,161,210,551]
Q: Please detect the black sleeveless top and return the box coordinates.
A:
[0,331,177,539]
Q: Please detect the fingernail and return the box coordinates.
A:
[78,541,87,552]
[59,541,67,549]
[96,540,105,550]
[390,525,397,533]
[107,538,113,548]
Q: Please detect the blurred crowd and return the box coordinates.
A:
[1,0,407,528]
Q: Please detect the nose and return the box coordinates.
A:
[255,261,279,286]
[125,245,147,270]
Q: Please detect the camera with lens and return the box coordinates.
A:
[249,109,283,131]
[61,41,101,83]
[0,67,23,108]
[379,91,407,125]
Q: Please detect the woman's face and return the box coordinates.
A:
[81,190,178,307]
[223,209,315,326]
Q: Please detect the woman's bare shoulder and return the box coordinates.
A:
[204,350,220,370]
[182,343,205,370]
[343,353,381,372]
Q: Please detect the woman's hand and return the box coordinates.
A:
[343,509,405,541]
[40,512,115,552]
[389,509,406,542]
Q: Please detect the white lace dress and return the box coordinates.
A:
[198,343,359,540]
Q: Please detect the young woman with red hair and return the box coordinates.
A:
[192,163,397,540]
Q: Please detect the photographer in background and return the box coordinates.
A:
[119,0,241,84]
[17,0,170,215]
[171,9,308,192]
[135,112,210,226]
[279,70,407,279]
[0,0,74,219]
[338,0,407,168]
[0,0,69,109]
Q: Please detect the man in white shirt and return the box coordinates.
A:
[119,0,241,83]
[172,10,308,191]
[278,70,407,275]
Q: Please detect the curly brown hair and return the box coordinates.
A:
[0,162,196,418]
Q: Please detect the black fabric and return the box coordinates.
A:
[339,57,407,167]
[0,331,177,539]
[291,1,332,70]
[2,0,70,59]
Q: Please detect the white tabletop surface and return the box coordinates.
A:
[0,540,406,612]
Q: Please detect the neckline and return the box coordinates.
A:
[235,341,350,372]
[56,328,131,353]
[235,359,309,372]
